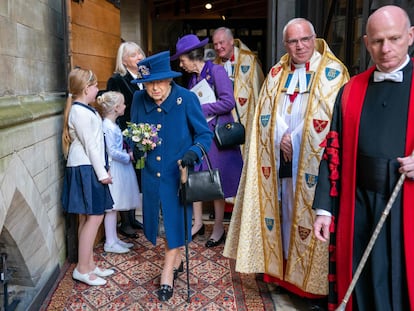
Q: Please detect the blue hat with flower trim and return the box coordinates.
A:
[131,51,182,84]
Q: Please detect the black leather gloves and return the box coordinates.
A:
[133,145,145,161]
[180,150,198,168]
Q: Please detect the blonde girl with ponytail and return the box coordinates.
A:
[61,68,114,286]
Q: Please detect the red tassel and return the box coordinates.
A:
[330,216,336,232]
[330,153,339,165]
[331,138,339,148]
[326,147,335,156]
[326,131,338,139]
[330,182,338,196]
[330,171,339,180]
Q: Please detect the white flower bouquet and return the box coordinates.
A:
[122,122,162,169]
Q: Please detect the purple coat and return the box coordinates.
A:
[188,61,243,197]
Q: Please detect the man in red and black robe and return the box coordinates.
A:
[313,5,414,311]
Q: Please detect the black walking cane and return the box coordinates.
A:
[335,151,414,311]
[178,162,191,302]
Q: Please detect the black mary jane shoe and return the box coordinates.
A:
[173,261,184,280]
[157,284,174,301]
[205,231,226,248]
[191,224,205,239]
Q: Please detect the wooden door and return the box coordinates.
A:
[65,1,121,257]
[67,0,121,89]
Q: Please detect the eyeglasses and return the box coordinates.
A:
[285,35,315,46]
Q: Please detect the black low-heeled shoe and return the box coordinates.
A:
[130,219,143,230]
[158,284,174,301]
[191,224,205,239]
[205,231,226,248]
[118,228,138,239]
[173,261,184,280]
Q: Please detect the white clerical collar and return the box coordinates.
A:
[286,50,319,95]
[286,63,307,95]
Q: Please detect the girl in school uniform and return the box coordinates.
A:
[61,68,114,286]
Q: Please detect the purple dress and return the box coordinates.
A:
[188,60,243,198]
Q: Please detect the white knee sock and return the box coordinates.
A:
[104,211,118,246]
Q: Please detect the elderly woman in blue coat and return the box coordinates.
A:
[171,34,243,248]
[130,51,212,302]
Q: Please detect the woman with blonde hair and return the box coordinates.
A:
[107,41,146,237]
[61,68,114,286]
[107,41,146,131]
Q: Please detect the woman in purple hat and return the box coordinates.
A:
[171,34,243,248]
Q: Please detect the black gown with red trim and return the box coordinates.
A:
[313,61,414,311]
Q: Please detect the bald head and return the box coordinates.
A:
[366,5,411,35]
[364,5,414,72]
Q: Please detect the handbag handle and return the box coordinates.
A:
[214,103,242,125]
[233,103,242,123]
[194,142,216,182]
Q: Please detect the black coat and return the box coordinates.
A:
[106,72,142,131]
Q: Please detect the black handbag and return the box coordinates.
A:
[214,105,245,149]
[179,143,224,204]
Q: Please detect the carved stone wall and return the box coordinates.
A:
[0,94,65,310]
[0,0,66,97]
[0,1,67,309]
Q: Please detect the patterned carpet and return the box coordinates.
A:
[42,225,276,310]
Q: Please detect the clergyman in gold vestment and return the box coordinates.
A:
[213,27,265,158]
[223,18,349,298]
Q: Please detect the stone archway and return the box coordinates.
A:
[0,148,63,308]
[1,189,49,287]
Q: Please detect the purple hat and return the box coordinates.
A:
[131,51,182,84]
[170,34,209,61]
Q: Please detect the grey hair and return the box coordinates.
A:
[114,42,146,76]
[213,27,234,40]
[282,18,316,41]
